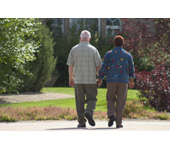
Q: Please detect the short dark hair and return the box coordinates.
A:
[113,35,124,47]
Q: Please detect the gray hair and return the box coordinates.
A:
[80,30,91,41]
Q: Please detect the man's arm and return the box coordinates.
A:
[96,66,100,76]
[68,66,73,79]
[68,66,74,87]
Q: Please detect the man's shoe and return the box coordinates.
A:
[108,116,116,127]
[85,113,95,126]
[77,124,86,128]
[116,125,123,128]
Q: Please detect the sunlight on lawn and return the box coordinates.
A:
[0,87,139,112]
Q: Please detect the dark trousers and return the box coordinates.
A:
[106,82,128,126]
[74,84,97,125]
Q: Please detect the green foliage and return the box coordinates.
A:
[0,18,41,93]
[20,24,57,92]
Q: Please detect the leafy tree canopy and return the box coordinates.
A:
[0,18,41,93]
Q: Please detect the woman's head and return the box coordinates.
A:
[113,35,124,47]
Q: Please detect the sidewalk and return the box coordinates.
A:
[0,119,170,131]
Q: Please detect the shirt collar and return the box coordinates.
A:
[80,41,90,45]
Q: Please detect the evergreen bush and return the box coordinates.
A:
[20,24,57,92]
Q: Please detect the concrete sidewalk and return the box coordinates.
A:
[0,119,170,131]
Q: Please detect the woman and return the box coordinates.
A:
[97,35,135,128]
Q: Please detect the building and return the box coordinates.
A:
[43,18,123,39]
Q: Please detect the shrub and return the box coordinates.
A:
[121,18,170,112]
[0,107,78,122]
[124,101,145,118]
[135,64,170,112]
[124,101,170,120]
[135,19,170,112]
[121,18,155,72]
[20,24,57,92]
[0,105,170,122]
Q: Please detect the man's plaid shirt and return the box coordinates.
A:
[67,41,102,84]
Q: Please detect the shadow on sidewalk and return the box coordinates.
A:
[46,127,118,131]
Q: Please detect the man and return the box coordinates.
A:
[67,30,102,128]
[98,35,135,128]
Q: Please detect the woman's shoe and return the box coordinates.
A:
[77,124,86,128]
[116,125,123,128]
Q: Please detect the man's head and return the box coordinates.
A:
[113,35,124,47]
[80,30,91,42]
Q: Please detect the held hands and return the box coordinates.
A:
[97,79,102,88]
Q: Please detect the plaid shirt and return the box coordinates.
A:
[67,41,102,84]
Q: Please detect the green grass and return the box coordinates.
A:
[42,87,75,95]
[0,87,138,112]
[1,87,170,121]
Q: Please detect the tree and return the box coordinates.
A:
[121,18,170,112]
[0,18,40,93]
[120,18,155,71]
[46,19,84,86]
[20,24,57,92]
[135,19,170,112]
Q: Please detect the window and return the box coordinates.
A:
[70,18,100,36]
[52,18,64,33]
[50,18,122,38]
[106,18,122,37]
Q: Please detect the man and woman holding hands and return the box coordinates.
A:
[67,30,135,128]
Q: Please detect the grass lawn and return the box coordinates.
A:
[1,87,170,121]
[0,87,138,112]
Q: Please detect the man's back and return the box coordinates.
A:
[67,41,101,84]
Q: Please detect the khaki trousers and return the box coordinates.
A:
[107,82,128,126]
[74,84,97,125]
